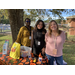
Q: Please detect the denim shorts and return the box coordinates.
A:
[46,54,63,65]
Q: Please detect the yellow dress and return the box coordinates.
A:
[16,26,34,47]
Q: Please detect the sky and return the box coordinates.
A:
[24,9,75,20]
[44,9,75,20]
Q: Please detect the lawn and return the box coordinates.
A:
[0,32,75,65]
[63,42,75,65]
[0,29,11,33]
[0,34,12,52]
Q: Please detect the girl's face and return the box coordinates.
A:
[50,22,57,31]
[37,22,43,29]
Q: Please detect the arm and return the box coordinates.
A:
[45,32,48,43]
[31,30,34,48]
[42,30,47,54]
[44,29,47,48]
[16,27,23,43]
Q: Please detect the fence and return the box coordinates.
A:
[0,24,11,33]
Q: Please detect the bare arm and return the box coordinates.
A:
[31,30,34,48]
[42,29,47,54]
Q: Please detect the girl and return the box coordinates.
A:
[31,20,46,57]
[45,20,66,65]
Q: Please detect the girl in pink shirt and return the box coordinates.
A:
[45,20,66,65]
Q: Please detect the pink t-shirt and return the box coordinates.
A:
[45,31,66,57]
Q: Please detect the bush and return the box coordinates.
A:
[61,25,66,28]
[0,19,9,24]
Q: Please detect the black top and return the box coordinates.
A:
[32,29,46,55]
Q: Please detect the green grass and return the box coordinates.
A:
[67,32,75,41]
[3,30,11,32]
[63,42,75,65]
[0,34,12,52]
[62,32,75,65]
[0,29,11,32]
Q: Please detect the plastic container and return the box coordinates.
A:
[3,43,8,54]
[5,40,9,49]
[38,53,42,62]
[20,50,28,57]
[20,46,32,57]
[28,48,32,58]
[39,57,42,62]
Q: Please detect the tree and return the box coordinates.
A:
[0,9,9,24]
[55,19,62,24]
[44,17,52,23]
[24,9,38,21]
[8,9,24,42]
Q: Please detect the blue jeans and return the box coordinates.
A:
[46,54,63,65]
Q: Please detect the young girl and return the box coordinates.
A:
[31,20,46,57]
[45,20,66,65]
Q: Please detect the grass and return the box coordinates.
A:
[0,29,11,33]
[63,42,75,65]
[0,34,12,52]
[0,31,75,65]
[3,29,11,32]
[62,31,75,65]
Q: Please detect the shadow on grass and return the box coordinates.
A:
[63,42,75,65]
[0,40,3,41]
[0,35,6,37]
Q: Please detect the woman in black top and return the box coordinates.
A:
[31,20,46,57]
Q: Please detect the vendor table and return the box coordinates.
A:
[0,50,48,65]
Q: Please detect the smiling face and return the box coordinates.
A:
[50,22,57,31]
[48,20,60,36]
[37,22,43,29]
[25,19,31,26]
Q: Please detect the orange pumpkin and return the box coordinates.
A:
[21,59,26,63]
[13,61,18,64]
[39,53,42,58]
[30,60,33,63]
[42,61,46,64]
[6,56,10,58]
[8,57,13,61]
[25,62,29,65]
[18,63,23,65]
[30,63,36,65]
[36,62,41,65]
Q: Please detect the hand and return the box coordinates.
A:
[42,48,45,55]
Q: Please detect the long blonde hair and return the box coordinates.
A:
[48,20,62,37]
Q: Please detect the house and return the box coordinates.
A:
[66,15,75,35]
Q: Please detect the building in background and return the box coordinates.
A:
[66,15,75,35]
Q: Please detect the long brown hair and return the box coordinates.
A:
[48,20,62,37]
[34,20,45,31]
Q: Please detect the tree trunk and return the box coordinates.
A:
[8,9,24,43]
